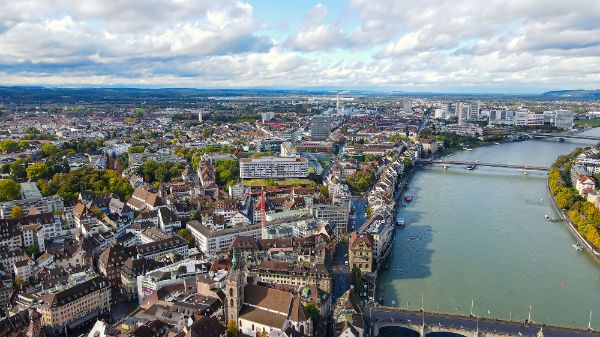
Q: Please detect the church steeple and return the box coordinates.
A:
[226,251,245,325]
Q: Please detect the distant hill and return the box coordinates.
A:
[542,89,600,99]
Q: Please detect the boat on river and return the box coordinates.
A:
[404,194,413,202]
[545,214,557,222]
[465,165,477,170]
[573,243,584,251]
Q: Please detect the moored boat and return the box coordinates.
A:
[404,194,413,202]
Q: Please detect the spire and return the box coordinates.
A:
[231,248,238,270]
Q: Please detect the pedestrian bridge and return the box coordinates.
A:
[367,306,598,337]
[416,159,549,171]
[530,133,600,141]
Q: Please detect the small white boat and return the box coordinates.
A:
[443,164,448,169]
[494,142,501,145]
[523,171,528,175]
[573,243,584,251]
[466,148,473,151]
[544,214,556,221]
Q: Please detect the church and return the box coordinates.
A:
[226,261,313,337]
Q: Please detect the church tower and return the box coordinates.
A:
[226,250,245,324]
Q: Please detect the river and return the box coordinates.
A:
[377,129,600,331]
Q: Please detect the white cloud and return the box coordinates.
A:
[0,0,600,91]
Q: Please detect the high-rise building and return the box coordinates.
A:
[554,110,574,130]
[311,115,331,141]
[456,102,470,124]
[469,103,480,121]
[403,100,412,114]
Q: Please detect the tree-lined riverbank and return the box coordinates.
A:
[378,135,600,329]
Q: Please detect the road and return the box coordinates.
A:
[367,306,600,337]
[332,243,350,302]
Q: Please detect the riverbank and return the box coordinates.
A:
[547,181,600,264]
[378,136,600,327]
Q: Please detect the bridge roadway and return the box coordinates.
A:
[367,305,599,337]
[416,159,550,171]
[530,133,600,141]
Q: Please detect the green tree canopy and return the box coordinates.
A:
[215,159,239,188]
[42,168,133,202]
[0,140,19,153]
[351,266,364,294]
[177,228,196,248]
[226,320,238,337]
[0,179,20,202]
[11,205,24,218]
[26,163,49,181]
[304,303,320,333]
[41,143,57,157]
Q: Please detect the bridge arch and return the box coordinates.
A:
[426,332,468,337]
[377,325,421,337]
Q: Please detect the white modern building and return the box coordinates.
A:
[187,220,262,256]
[240,157,309,179]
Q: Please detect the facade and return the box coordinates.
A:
[554,110,574,130]
[310,204,350,237]
[254,260,332,293]
[0,196,64,219]
[311,115,331,141]
[39,276,111,336]
[348,233,373,274]
[132,236,189,260]
[239,157,309,179]
[188,220,262,256]
[357,209,394,265]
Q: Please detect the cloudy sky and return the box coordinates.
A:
[0,0,599,92]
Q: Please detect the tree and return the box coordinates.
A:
[351,266,363,295]
[402,157,414,171]
[346,171,375,193]
[40,143,57,157]
[11,205,24,218]
[26,163,48,181]
[0,179,20,202]
[226,320,238,337]
[304,303,320,333]
[9,161,27,179]
[27,244,39,257]
[215,159,240,188]
[0,140,18,153]
[42,168,133,202]
[177,228,196,248]
[189,210,201,221]
[14,276,23,290]
[128,145,145,154]
[319,185,329,198]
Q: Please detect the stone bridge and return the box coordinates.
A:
[367,306,599,337]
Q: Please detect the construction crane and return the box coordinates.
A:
[245,186,295,229]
